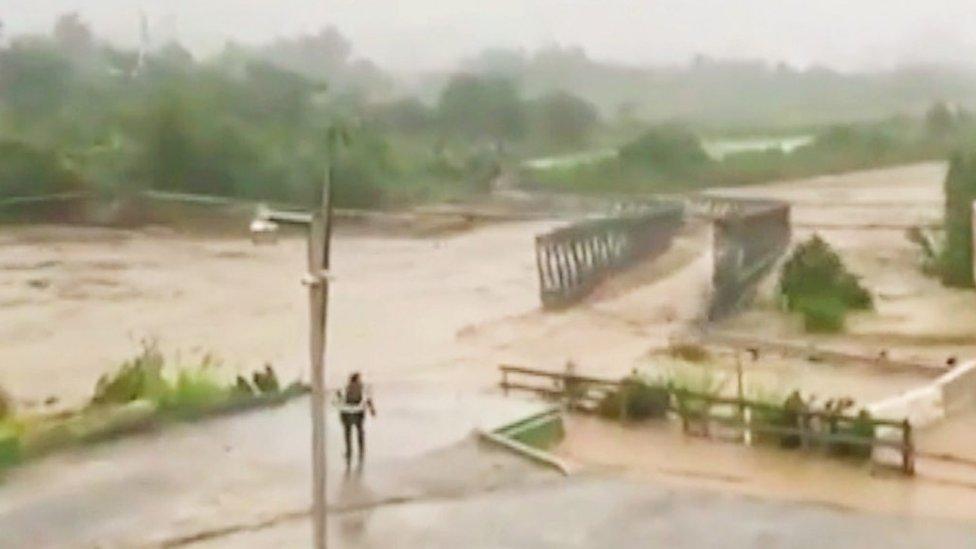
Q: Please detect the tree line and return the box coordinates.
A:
[0,15,608,210]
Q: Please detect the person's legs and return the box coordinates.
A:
[353,412,365,462]
[341,413,353,464]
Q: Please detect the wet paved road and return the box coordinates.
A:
[0,387,552,548]
[3,386,976,548]
[199,474,976,548]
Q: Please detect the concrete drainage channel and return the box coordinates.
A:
[478,407,573,475]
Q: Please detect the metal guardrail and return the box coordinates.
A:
[0,192,91,207]
[2,189,550,226]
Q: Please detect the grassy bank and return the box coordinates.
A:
[0,342,308,474]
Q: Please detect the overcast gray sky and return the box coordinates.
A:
[3,0,976,71]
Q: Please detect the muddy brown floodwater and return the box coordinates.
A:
[557,414,976,524]
[0,221,556,410]
[712,161,976,367]
[4,161,976,538]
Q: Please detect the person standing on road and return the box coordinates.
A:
[334,372,375,466]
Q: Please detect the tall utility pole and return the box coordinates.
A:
[254,130,343,549]
[306,160,333,549]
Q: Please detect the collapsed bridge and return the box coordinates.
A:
[534,196,792,318]
[534,202,684,308]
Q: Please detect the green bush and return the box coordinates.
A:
[746,389,808,448]
[794,296,846,333]
[91,343,280,413]
[0,139,84,200]
[160,354,234,410]
[0,421,22,468]
[779,235,871,332]
[0,385,11,420]
[159,369,230,414]
[749,403,790,446]
[663,365,722,422]
[743,386,785,444]
[597,377,670,420]
[829,409,876,459]
[91,340,169,406]
[619,125,712,175]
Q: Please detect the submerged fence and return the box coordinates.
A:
[535,202,684,308]
[499,365,915,475]
[703,197,791,321]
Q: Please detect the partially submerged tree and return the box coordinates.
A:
[779,235,872,332]
[939,153,976,287]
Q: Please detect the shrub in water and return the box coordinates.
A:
[597,377,670,420]
[744,386,791,446]
[749,404,790,446]
[0,385,11,420]
[0,421,21,468]
[622,379,670,420]
[779,235,871,332]
[794,296,846,333]
[668,342,710,363]
[596,390,624,419]
[938,153,976,287]
[829,409,876,459]
[665,364,722,419]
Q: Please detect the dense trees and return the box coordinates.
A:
[437,74,525,148]
[4,16,975,217]
[619,126,711,175]
[0,140,82,199]
[529,92,600,150]
[0,16,619,211]
[0,40,74,125]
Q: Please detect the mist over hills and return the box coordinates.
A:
[5,9,976,134]
[225,28,976,129]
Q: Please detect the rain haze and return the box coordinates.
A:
[4,2,976,548]
[4,0,976,70]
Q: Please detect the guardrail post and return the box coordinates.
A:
[902,419,915,476]
[678,391,689,434]
[743,406,753,446]
[618,384,627,422]
[799,411,810,450]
